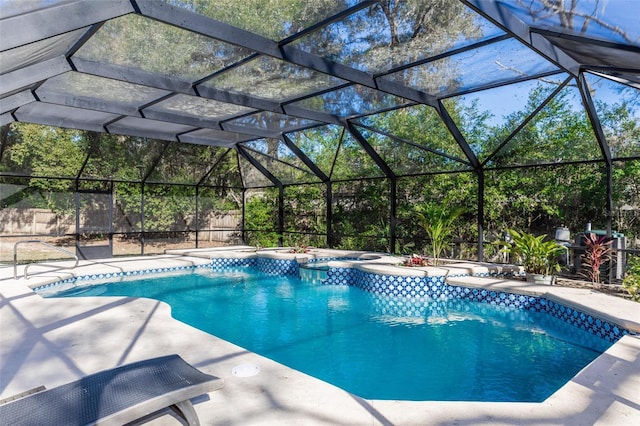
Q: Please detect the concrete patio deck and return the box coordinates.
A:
[1,249,639,425]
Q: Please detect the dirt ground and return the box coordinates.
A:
[554,276,631,299]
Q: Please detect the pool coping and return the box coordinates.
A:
[1,247,639,425]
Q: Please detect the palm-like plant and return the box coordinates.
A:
[415,205,464,266]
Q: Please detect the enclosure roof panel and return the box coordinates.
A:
[290,1,506,75]
[143,94,256,126]
[1,0,638,185]
[36,72,171,116]
[200,55,348,103]
[289,84,411,118]
[106,116,197,141]
[498,0,640,47]
[382,37,561,97]
[0,28,87,75]
[165,0,364,42]
[224,111,321,135]
[14,102,120,132]
[180,128,257,148]
[73,13,256,83]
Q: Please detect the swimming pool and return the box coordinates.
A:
[43,266,614,402]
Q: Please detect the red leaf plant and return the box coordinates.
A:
[581,233,613,286]
[402,254,431,267]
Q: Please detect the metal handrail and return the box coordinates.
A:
[13,240,79,280]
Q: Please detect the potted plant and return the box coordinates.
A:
[499,229,565,285]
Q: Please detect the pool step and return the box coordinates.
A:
[299,264,328,284]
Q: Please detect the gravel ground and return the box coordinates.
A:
[554,276,632,300]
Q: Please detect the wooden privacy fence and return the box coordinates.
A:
[0,208,74,236]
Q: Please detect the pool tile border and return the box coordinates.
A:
[33,263,211,292]
[34,256,635,344]
[325,265,635,343]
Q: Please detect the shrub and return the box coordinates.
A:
[580,233,613,286]
[402,254,431,267]
[622,255,640,302]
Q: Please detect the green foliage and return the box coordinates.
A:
[484,163,606,234]
[332,179,390,250]
[284,184,326,237]
[500,229,565,276]
[398,172,477,255]
[143,184,194,235]
[244,190,279,247]
[2,124,85,214]
[415,205,464,265]
[3,124,87,178]
[361,105,469,173]
[491,87,601,165]
[622,255,640,302]
[1,64,640,261]
[613,159,640,243]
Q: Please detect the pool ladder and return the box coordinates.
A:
[13,240,79,280]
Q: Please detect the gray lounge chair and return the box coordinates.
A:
[0,354,223,425]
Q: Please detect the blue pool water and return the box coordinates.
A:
[46,268,612,402]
